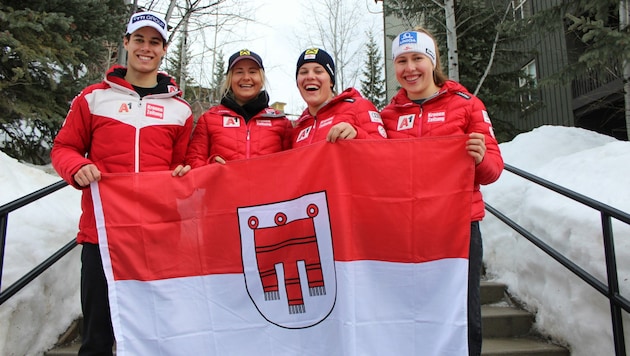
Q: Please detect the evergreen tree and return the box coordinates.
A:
[210,50,226,104]
[0,0,129,163]
[360,31,387,110]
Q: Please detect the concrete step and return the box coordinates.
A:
[480,280,569,355]
[482,304,535,338]
[481,280,507,305]
[482,337,569,356]
[44,343,81,356]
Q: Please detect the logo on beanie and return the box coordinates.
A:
[240,49,252,56]
[399,32,417,45]
[304,48,319,60]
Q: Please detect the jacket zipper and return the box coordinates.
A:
[246,126,251,158]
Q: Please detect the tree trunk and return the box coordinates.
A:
[444,0,458,82]
[117,0,138,66]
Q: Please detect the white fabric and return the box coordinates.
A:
[105,259,468,356]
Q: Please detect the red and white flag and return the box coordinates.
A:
[91,137,474,356]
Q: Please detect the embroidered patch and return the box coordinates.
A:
[369,111,383,124]
[296,126,312,142]
[223,116,240,127]
[256,119,272,127]
[482,110,492,124]
[396,114,415,131]
[455,91,471,100]
[378,125,388,138]
[145,104,164,120]
[319,117,334,128]
[427,112,445,123]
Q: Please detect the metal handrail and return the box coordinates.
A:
[485,163,629,356]
[0,179,74,305]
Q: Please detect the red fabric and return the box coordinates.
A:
[291,88,388,148]
[51,65,193,244]
[380,81,504,221]
[93,137,473,282]
[185,105,293,167]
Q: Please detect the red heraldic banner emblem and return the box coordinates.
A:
[91,137,474,356]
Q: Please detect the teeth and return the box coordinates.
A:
[139,56,152,61]
[305,85,319,91]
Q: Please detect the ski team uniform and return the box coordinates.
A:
[291,87,388,148]
[51,65,193,245]
[380,80,503,221]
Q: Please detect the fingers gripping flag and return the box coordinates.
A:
[91,137,474,356]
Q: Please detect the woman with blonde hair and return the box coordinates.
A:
[185,49,293,166]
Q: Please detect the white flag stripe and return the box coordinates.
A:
[109,259,468,356]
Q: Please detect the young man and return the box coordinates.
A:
[50,11,192,355]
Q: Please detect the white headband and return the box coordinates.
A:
[392,31,437,68]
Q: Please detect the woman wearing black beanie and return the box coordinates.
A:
[291,48,387,148]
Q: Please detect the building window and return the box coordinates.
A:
[511,0,530,20]
[519,60,538,109]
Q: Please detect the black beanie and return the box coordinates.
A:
[295,48,335,87]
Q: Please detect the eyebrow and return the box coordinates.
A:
[131,33,163,42]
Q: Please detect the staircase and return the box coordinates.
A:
[481,280,569,355]
[45,280,569,356]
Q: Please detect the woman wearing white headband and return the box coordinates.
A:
[380,27,504,356]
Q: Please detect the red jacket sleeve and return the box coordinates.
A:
[351,98,388,140]
[281,119,295,150]
[50,93,94,189]
[185,112,213,168]
[171,111,193,169]
[467,98,503,186]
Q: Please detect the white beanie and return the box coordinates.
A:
[391,31,436,68]
[126,11,169,42]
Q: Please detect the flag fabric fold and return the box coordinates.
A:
[91,137,474,356]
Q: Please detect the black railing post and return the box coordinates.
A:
[0,213,8,291]
[601,213,626,356]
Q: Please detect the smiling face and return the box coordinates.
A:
[123,26,167,83]
[296,63,334,115]
[394,52,440,100]
[229,59,263,105]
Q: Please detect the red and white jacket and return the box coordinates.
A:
[185,105,293,167]
[291,87,388,148]
[51,65,193,244]
[380,80,504,221]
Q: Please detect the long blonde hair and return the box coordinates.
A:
[412,26,449,86]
